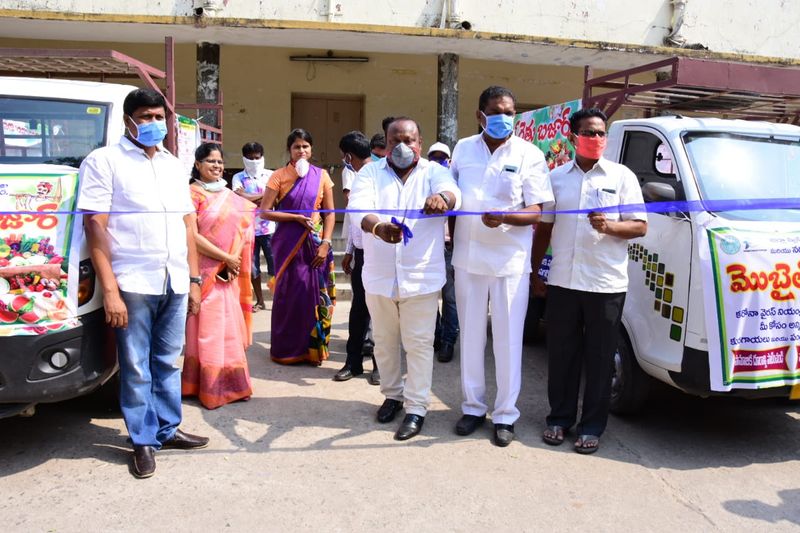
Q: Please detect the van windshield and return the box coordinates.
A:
[683,131,800,221]
[0,96,108,168]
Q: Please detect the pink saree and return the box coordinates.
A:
[182,186,256,409]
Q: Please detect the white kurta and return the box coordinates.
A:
[450,133,553,424]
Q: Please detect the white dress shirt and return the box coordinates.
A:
[340,166,357,242]
[542,157,647,293]
[452,134,553,277]
[345,162,378,253]
[341,166,356,192]
[348,157,462,299]
[77,136,195,295]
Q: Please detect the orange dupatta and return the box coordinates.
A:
[192,186,257,342]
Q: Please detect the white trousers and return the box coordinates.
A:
[455,268,529,425]
[365,290,439,417]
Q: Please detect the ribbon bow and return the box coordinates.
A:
[391,217,414,246]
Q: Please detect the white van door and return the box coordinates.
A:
[617,127,693,373]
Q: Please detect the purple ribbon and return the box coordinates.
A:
[390,217,414,245]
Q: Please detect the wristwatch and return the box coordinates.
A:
[190,276,202,285]
[320,238,333,247]
[438,192,450,206]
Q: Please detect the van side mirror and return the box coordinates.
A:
[642,182,676,202]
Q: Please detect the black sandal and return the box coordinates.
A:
[542,425,565,446]
[574,435,600,455]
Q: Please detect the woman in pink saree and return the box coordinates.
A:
[182,143,256,409]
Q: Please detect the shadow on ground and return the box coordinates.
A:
[724,488,800,526]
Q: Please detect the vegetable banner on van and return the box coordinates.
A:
[0,169,80,336]
[513,99,581,171]
[701,224,800,391]
[515,99,582,282]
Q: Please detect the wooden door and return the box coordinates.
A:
[291,95,364,220]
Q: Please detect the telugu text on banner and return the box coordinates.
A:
[513,99,581,172]
[0,168,80,336]
[701,224,800,390]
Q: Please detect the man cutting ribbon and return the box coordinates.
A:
[348,117,461,441]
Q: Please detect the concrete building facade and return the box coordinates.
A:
[1,0,797,201]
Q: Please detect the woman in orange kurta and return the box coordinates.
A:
[182,143,256,409]
[260,128,336,365]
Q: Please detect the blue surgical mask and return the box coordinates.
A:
[128,117,168,147]
[370,153,381,162]
[481,112,514,140]
[342,155,355,172]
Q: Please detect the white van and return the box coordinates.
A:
[604,116,800,412]
[0,77,136,417]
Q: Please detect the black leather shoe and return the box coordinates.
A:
[132,445,156,478]
[394,414,425,441]
[455,414,486,436]
[367,368,380,386]
[161,429,210,450]
[333,365,363,382]
[376,398,403,423]
[494,424,515,447]
[437,343,455,363]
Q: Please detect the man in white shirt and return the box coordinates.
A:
[349,117,461,441]
[78,89,209,479]
[451,86,553,447]
[231,141,275,311]
[334,131,379,384]
[532,108,647,455]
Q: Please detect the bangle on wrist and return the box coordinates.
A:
[438,192,450,206]
[371,222,382,238]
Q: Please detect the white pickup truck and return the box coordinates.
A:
[603,116,800,412]
[0,77,136,417]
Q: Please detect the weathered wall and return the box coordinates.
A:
[0,37,593,167]
[1,0,797,60]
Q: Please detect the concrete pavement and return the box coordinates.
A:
[1,297,799,532]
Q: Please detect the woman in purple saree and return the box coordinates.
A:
[260,129,336,365]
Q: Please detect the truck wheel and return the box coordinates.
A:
[609,331,651,415]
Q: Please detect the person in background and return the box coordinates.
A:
[532,108,647,454]
[451,86,553,447]
[370,133,386,161]
[381,116,396,138]
[334,131,379,385]
[183,143,255,409]
[78,88,208,479]
[428,142,459,363]
[260,128,336,365]
[232,141,274,312]
[349,117,461,441]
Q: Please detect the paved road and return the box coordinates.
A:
[1,298,798,532]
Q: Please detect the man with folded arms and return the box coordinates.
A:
[349,117,461,440]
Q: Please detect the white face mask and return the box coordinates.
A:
[197,178,226,192]
[295,158,310,178]
[243,157,264,177]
